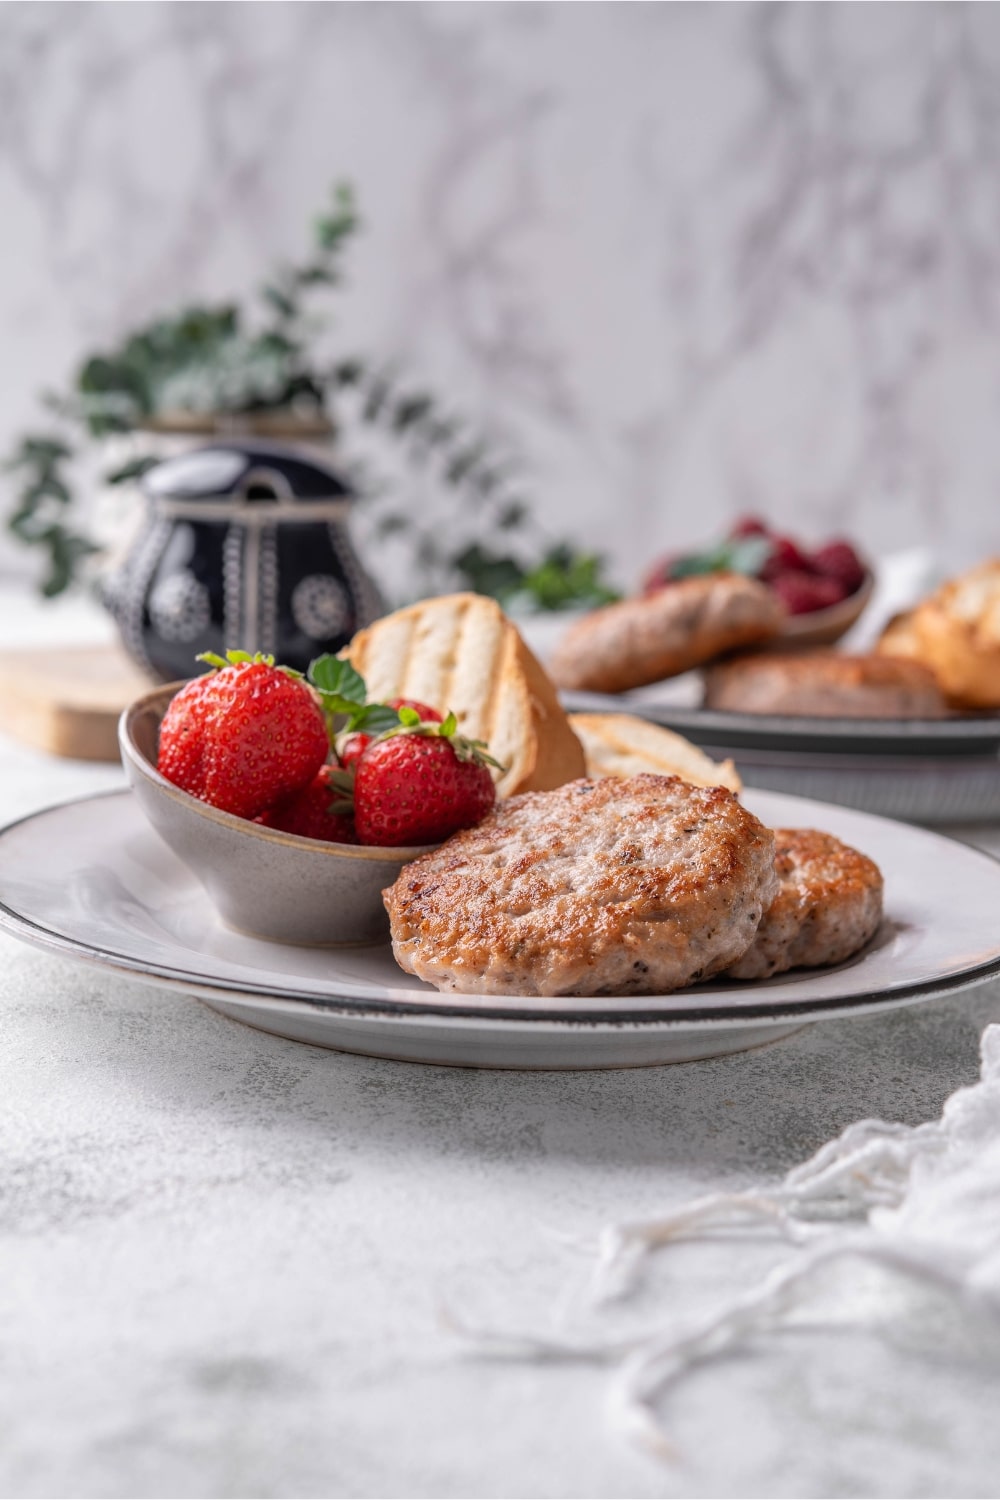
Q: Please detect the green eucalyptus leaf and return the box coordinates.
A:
[331,358,364,388]
[104,455,159,486]
[375,513,410,538]
[262,285,298,320]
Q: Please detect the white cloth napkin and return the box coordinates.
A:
[455,1022,1000,1458]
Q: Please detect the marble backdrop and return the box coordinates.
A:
[1,0,1000,600]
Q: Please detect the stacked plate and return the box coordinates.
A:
[563,676,1000,825]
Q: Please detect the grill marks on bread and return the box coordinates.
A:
[345,594,585,797]
[384,774,778,997]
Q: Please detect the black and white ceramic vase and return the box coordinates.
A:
[103,441,383,681]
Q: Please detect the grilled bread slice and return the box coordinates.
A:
[877,560,1000,709]
[569,712,741,792]
[343,593,586,797]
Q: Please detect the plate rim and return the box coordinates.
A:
[3,787,1000,1032]
[561,690,1000,754]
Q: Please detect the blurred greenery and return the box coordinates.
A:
[4,183,618,611]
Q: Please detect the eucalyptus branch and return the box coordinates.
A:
[1,178,618,609]
[4,433,98,595]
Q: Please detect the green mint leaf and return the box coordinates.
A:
[308,654,366,703]
[320,693,374,720]
[357,704,404,735]
[327,768,356,798]
[725,536,772,576]
[669,537,772,581]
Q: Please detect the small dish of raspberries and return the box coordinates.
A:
[643,518,872,646]
[119,650,503,947]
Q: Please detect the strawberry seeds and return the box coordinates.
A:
[156,650,502,849]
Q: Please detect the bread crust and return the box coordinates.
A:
[548,574,784,694]
[877,561,1000,709]
[344,592,585,797]
[726,828,883,980]
[384,774,777,997]
[702,651,948,718]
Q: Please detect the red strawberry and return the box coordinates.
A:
[338,731,372,773]
[353,725,498,847]
[769,570,846,615]
[811,540,866,595]
[338,699,442,771]
[390,699,443,721]
[257,765,358,844]
[157,652,329,820]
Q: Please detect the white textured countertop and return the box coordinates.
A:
[3,587,1000,1499]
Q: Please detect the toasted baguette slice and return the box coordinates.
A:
[344,593,586,797]
[878,560,1000,709]
[569,712,741,793]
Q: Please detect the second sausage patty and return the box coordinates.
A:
[725,827,884,981]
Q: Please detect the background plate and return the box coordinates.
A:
[563,684,1000,754]
[563,682,1000,823]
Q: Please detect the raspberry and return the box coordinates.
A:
[761,536,813,580]
[728,515,770,539]
[769,570,846,615]
[811,541,866,595]
[642,556,681,595]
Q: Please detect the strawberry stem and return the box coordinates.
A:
[196,649,279,671]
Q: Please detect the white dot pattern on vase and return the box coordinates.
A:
[291,574,349,640]
[222,525,244,653]
[148,571,211,643]
[258,526,279,658]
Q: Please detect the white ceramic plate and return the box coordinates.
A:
[2,789,1000,1069]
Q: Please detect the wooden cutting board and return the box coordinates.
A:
[0,644,157,761]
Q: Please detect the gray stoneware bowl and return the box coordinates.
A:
[776,569,874,648]
[119,683,436,946]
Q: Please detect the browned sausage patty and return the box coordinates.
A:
[383,775,778,997]
[549,574,785,694]
[702,651,948,718]
[725,828,884,981]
